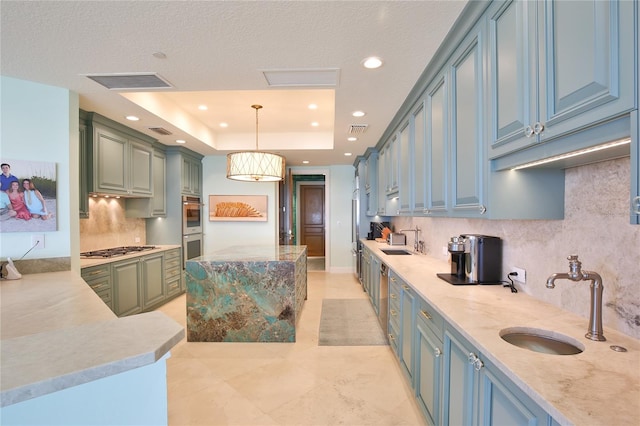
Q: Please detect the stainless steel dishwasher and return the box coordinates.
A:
[379,262,389,338]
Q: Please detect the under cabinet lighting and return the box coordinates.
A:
[511,138,631,170]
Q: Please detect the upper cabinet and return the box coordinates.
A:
[487,0,636,160]
[83,111,156,198]
[181,154,202,196]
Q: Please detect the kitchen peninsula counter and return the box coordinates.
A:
[0,271,184,409]
[185,245,307,342]
[362,239,640,426]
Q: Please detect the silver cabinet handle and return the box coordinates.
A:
[524,125,534,138]
[479,205,487,215]
[435,347,442,357]
[467,352,484,371]
[533,122,544,135]
[632,196,640,214]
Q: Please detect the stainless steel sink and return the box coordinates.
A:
[500,327,584,355]
[380,249,412,255]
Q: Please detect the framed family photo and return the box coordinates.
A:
[0,158,57,233]
[209,195,267,222]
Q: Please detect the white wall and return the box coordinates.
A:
[201,155,279,252]
[0,76,78,268]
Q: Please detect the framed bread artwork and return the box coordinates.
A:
[209,195,267,222]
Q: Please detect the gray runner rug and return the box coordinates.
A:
[318,299,388,346]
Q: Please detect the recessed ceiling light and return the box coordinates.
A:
[302,160,310,164]
[344,152,353,156]
[198,105,208,111]
[220,122,228,128]
[125,115,139,121]
[352,111,366,117]
[348,137,358,142]
[176,139,186,144]
[308,104,318,110]
[362,56,383,69]
[311,122,319,127]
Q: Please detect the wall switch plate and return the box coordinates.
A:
[511,267,526,284]
[134,236,141,243]
[31,234,45,249]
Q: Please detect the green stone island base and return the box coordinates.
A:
[185,245,307,342]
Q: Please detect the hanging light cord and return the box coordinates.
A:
[252,104,262,151]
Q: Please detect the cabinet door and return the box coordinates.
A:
[426,75,448,214]
[152,150,166,216]
[377,147,387,214]
[540,0,635,142]
[190,159,202,195]
[386,135,399,197]
[142,253,165,310]
[113,259,143,317]
[399,283,415,382]
[79,121,89,218]
[487,0,537,157]
[399,120,413,213]
[450,28,485,216]
[412,101,427,214]
[95,126,128,195]
[478,366,547,426]
[442,328,477,426]
[370,255,381,315]
[129,140,153,196]
[416,317,443,426]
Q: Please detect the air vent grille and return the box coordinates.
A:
[84,73,172,90]
[348,124,368,134]
[148,127,173,136]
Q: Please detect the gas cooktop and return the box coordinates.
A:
[80,246,156,259]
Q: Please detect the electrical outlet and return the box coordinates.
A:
[511,266,526,284]
[31,234,45,249]
[134,236,141,243]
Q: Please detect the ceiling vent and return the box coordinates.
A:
[84,73,173,90]
[148,127,173,136]
[348,124,369,134]
[262,68,340,87]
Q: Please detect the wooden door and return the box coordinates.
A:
[300,184,324,256]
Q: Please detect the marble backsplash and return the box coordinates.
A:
[79,198,146,252]
[392,157,640,340]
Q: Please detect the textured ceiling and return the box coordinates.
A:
[1,0,467,166]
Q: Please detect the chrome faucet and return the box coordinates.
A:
[399,226,421,253]
[546,255,606,341]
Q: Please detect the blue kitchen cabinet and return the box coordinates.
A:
[181,153,202,196]
[376,146,387,215]
[415,298,444,426]
[369,254,381,316]
[365,150,378,216]
[141,253,166,310]
[443,324,551,426]
[412,101,428,215]
[385,134,399,200]
[388,271,400,354]
[389,270,416,382]
[398,120,413,214]
[487,0,636,160]
[425,74,449,216]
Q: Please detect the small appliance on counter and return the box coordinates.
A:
[368,221,390,240]
[437,234,502,285]
[387,233,407,246]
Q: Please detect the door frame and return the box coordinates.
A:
[289,167,330,271]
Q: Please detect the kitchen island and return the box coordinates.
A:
[185,245,307,342]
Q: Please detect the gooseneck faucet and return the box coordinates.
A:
[399,226,421,253]
[546,255,606,341]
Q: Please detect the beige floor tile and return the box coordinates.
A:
[158,271,426,426]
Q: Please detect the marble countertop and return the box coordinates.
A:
[80,244,181,268]
[0,270,184,407]
[362,240,640,426]
[191,245,307,263]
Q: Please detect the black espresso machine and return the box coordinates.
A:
[437,234,502,285]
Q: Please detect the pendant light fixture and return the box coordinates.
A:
[226,104,286,182]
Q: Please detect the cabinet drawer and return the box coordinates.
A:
[87,279,111,294]
[388,320,400,354]
[164,248,181,261]
[165,266,181,281]
[81,265,110,279]
[167,278,181,295]
[165,258,181,270]
[417,298,444,339]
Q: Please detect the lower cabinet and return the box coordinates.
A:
[82,248,184,317]
[377,261,557,426]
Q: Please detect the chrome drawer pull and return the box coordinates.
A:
[420,310,432,320]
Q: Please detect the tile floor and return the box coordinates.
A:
[157,271,426,426]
